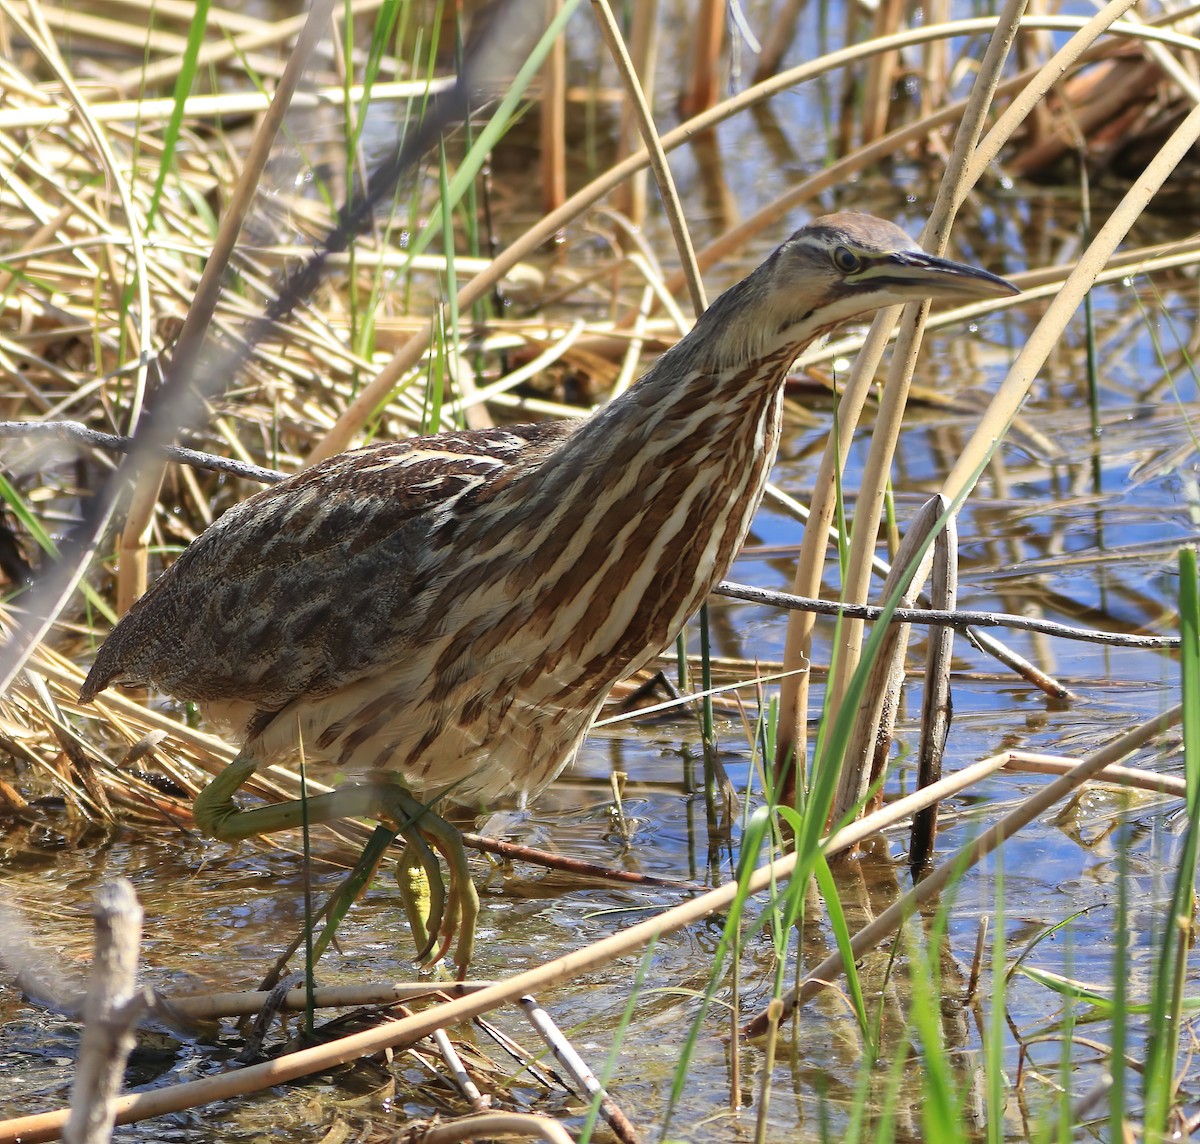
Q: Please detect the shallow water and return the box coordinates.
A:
[0,689,1187,1141]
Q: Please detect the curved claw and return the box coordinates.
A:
[190,762,479,974]
[424,820,479,976]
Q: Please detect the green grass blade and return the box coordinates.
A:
[144,0,210,232]
[406,0,586,263]
[986,852,1007,1144]
[1109,829,1130,1133]
[813,849,868,1032]
[1143,546,1200,1136]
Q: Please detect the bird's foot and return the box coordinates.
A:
[384,786,478,977]
[192,758,478,974]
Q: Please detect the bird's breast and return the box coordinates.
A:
[243,376,787,806]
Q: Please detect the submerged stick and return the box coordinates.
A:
[910,506,959,872]
[64,881,146,1144]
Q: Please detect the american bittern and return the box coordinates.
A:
[80,213,1016,969]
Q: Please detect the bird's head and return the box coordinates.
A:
[696,211,1018,368]
[765,211,1017,336]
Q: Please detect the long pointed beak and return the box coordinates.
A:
[878,249,1020,300]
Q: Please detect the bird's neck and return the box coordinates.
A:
[577,297,807,469]
[437,314,813,709]
[515,331,798,670]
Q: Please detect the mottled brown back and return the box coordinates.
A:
[81,422,576,714]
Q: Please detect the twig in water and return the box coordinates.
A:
[518,994,643,1144]
[167,981,499,1023]
[431,1025,489,1112]
[911,505,959,872]
[461,832,700,891]
[414,1113,575,1144]
[715,580,1180,650]
[65,880,147,1144]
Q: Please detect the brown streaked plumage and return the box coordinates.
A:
[81,213,1017,968]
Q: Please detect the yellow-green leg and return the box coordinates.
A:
[193,755,478,970]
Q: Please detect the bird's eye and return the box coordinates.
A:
[832,245,861,273]
[832,246,860,272]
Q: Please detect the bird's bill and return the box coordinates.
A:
[862,250,1020,300]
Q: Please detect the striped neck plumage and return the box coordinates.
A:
[629,267,829,406]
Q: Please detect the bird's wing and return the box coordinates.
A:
[80,423,576,710]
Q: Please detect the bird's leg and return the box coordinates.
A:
[192,754,263,837]
[312,820,447,965]
[191,755,478,971]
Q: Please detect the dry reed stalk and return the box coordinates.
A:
[860,0,906,144]
[920,0,951,117]
[540,0,567,216]
[774,0,1148,782]
[611,0,657,226]
[592,0,706,315]
[753,0,805,83]
[820,0,1024,749]
[417,1114,575,1144]
[63,880,144,1144]
[1015,0,1056,148]
[908,505,956,868]
[1,0,152,425]
[101,0,292,37]
[0,81,454,132]
[679,0,724,118]
[1003,756,1188,798]
[829,499,950,819]
[19,5,274,78]
[941,100,1200,513]
[107,0,392,95]
[610,287,655,396]
[166,981,497,1022]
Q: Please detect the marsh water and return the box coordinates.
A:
[2,10,1199,1143]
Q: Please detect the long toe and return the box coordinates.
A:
[394,836,446,963]
[385,786,478,973]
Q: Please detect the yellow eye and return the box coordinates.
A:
[832,245,861,273]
